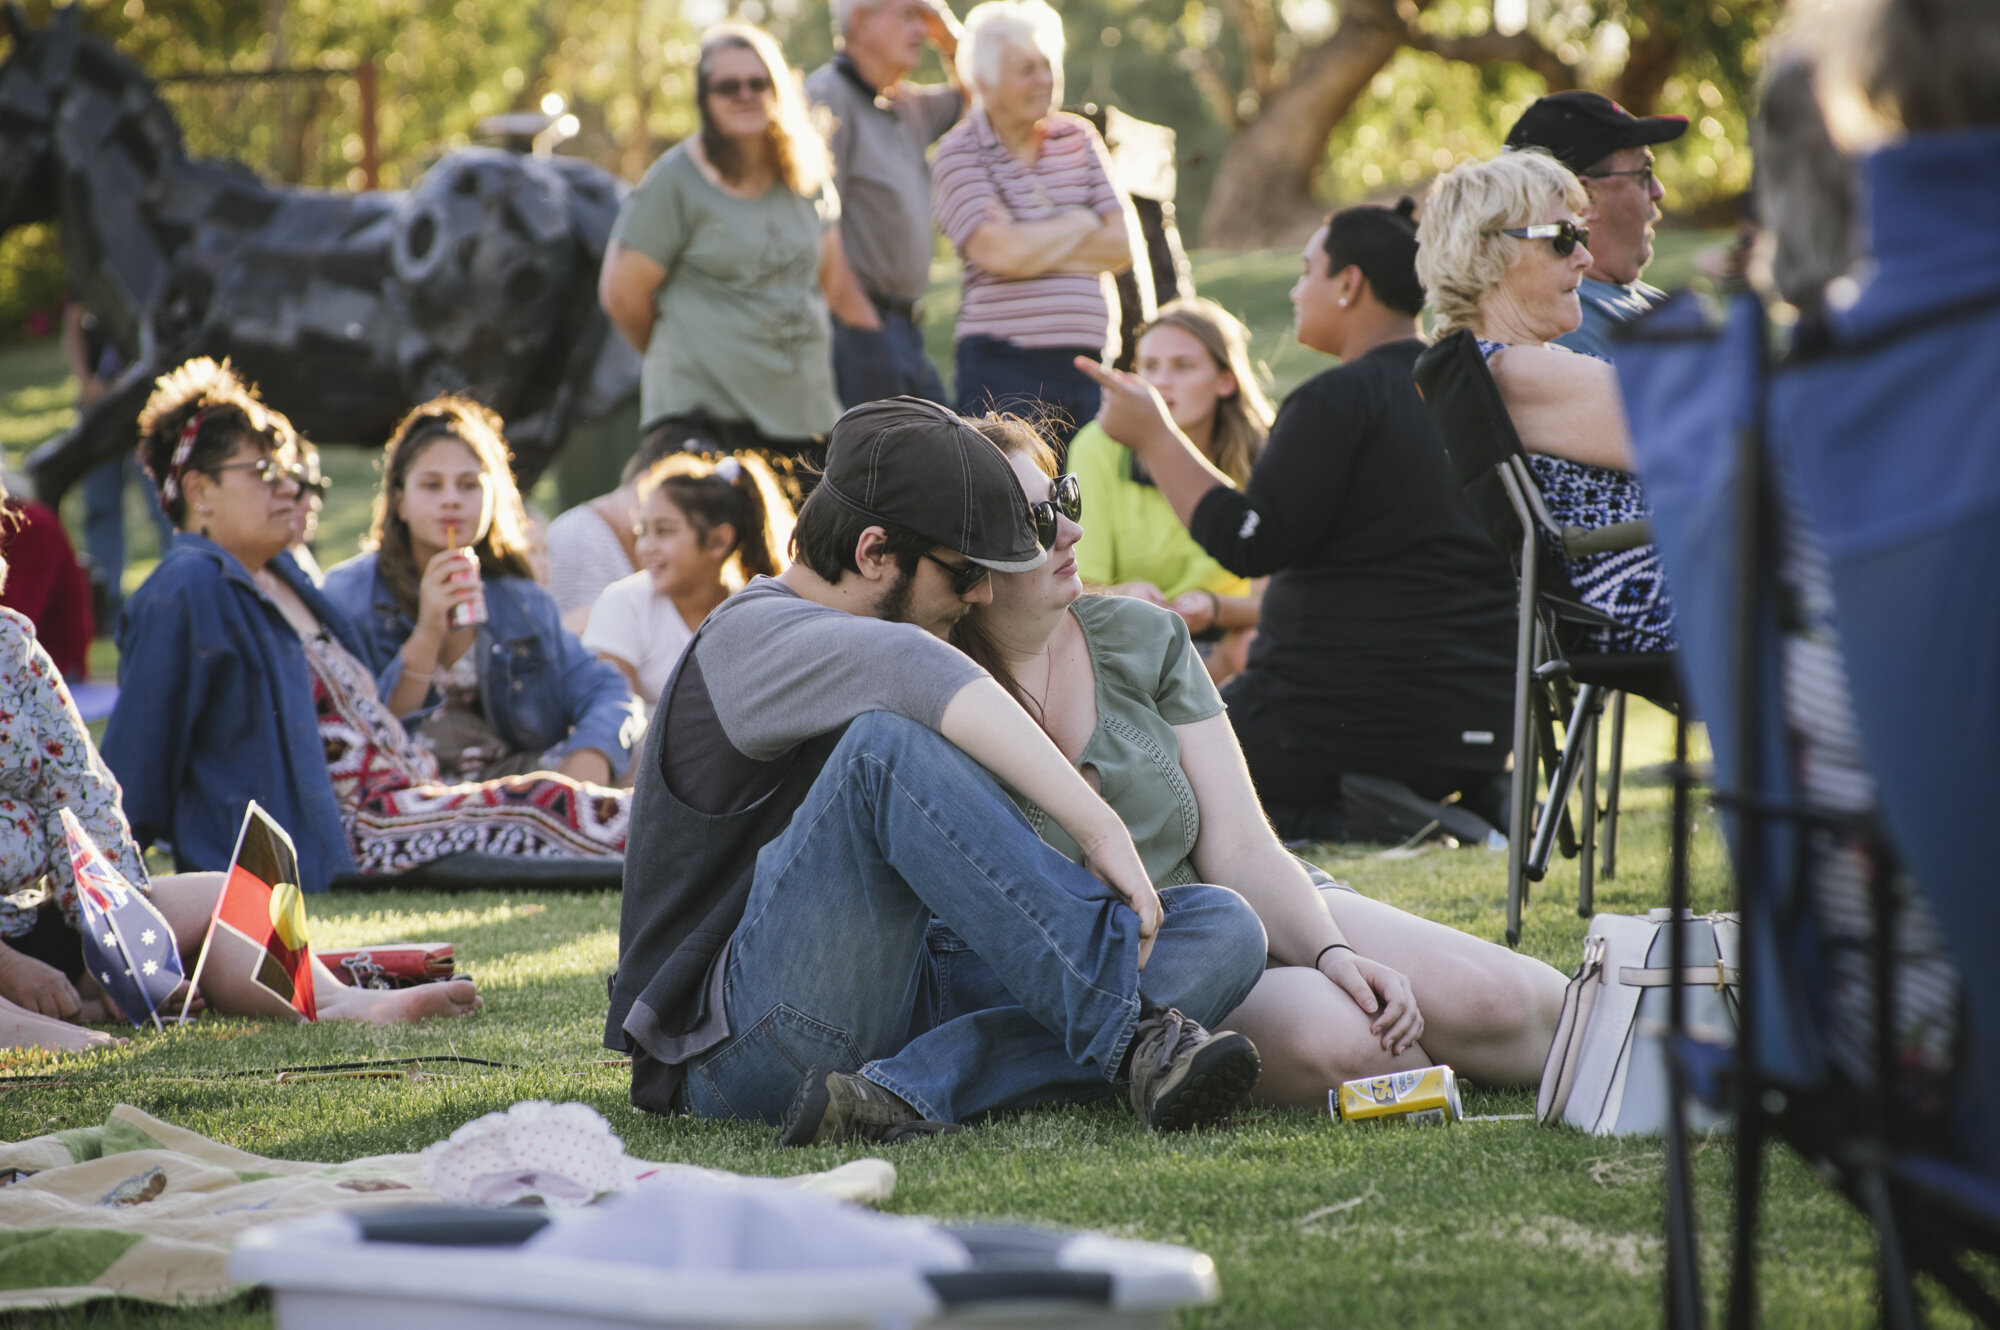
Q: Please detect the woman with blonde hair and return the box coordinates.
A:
[1415,149,1672,653]
[598,24,876,475]
[1065,298,1270,676]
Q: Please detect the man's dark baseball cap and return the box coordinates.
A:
[1504,91,1688,175]
[817,397,1047,572]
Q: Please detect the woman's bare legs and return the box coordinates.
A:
[1223,888,1566,1108]
[1323,888,1565,1084]
[0,992,126,1052]
[1227,966,1433,1108]
[147,873,482,1025]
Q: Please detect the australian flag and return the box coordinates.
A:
[59,808,184,1030]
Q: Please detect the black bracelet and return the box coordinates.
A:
[1314,942,1354,969]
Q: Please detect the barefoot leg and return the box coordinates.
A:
[0,993,126,1053]
[1322,888,1567,1085]
[1225,967,1432,1110]
[313,974,483,1025]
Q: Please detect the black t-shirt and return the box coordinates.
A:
[1189,338,1515,772]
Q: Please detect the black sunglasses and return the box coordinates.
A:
[1030,473,1082,549]
[1498,220,1590,256]
[709,75,773,100]
[922,550,990,596]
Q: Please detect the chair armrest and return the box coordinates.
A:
[1560,520,1653,558]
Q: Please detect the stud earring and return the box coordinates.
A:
[1337,298,1349,308]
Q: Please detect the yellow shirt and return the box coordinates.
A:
[1067,422,1250,600]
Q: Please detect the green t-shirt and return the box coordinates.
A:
[1067,422,1251,600]
[1009,596,1223,888]
[612,145,842,440]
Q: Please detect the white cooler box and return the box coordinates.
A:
[230,1205,1219,1329]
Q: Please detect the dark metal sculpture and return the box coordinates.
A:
[3,5,639,502]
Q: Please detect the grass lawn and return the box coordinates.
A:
[0,233,1928,1326]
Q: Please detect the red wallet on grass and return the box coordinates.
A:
[319,944,456,989]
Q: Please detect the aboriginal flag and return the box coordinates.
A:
[60,809,184,1029]
[193,803,317,1021]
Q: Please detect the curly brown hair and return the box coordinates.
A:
[135,357,297,527]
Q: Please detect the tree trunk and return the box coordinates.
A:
[1197,0,1410,248]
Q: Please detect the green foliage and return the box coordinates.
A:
[0,224,69,346]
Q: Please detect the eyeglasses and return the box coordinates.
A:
[709,75,773,100]
[922,550,990,597]
[1581,164,1656,191]
[1498,220,1591,256]
[1029,472,1082,550]
[209,456,312,491]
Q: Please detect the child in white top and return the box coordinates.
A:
[582,452,793,710]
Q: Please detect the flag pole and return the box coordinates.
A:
[180,801,260,1025]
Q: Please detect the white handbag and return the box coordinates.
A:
[1537,909,1740,1136]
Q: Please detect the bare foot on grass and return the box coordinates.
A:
[319,978,483,1026]
[0,997,127,1053]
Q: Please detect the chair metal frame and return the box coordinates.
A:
[1415,330,1676,946]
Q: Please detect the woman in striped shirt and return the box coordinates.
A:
[931,0,1136,452]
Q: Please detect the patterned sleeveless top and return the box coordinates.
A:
[1477,338,1675,653]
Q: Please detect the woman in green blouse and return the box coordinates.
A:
[956,420,1565,1107]
[598,23,877,472]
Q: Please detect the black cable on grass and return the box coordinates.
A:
[0,1054,534,1086]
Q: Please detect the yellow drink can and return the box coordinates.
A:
[1330,1065,1464,1125]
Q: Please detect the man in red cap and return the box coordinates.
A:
[606,397,1265,1146]
[1505,90,1689,359]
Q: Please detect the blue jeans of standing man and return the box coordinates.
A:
[680,712,1268,1125]
[832,308,948,409]
[83,454,176,631]
[954,335,1103,455]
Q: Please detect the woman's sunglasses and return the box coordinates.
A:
[709,75,773,100]
[1030,473,1082,550]
[1498,220,1590,256]
[209,455,321,493]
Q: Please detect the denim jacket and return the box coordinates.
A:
[321,552,641,770]
[101,537,362,891]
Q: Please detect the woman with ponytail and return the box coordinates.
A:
[583,453,796,710]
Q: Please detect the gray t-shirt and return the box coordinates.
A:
[805,60,961,304]
[664,577,987,814]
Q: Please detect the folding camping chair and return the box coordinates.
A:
[1413,328,1678,946]
[1619,288,2000,1329]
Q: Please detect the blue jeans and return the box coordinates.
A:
[832,310,947,409]
[83,454,175,629]
[954,336,1101,452]
[680,713,1267,1124]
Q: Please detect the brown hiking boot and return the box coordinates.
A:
[777,1068,964,1147]
[1126,1004,1260,1132]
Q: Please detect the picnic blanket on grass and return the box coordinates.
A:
[0,1104,897,1310]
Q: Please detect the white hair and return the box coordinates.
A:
[957,0,1065,99]
[832,0,878,41]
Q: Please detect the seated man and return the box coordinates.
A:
[606,398,1267,1144]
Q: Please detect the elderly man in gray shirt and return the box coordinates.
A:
[806,0,964,407]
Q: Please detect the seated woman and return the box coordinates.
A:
[930,0,1135,446]
[1415,149,1675,653]
[324,396,643,787]
[0,482,477,1053]
[102,359,627,892]
[1076,203,1518,844]
[582,451,793,712]
[1066,300,1270,682]
[954,423,1565,1105]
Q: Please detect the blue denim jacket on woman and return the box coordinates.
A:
[102,536,363,891]
[321,551,641,772]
